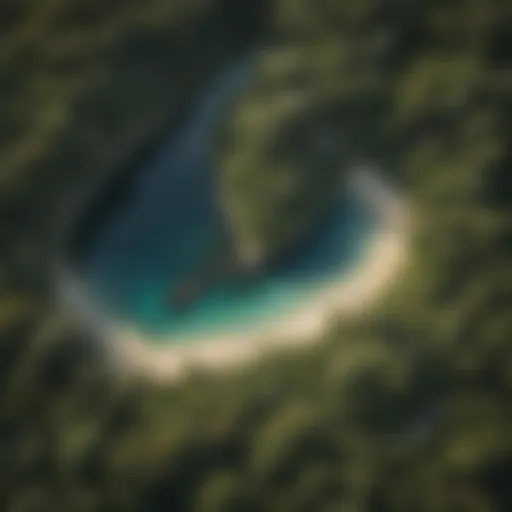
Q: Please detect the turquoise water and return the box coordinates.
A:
[80,60,378,341]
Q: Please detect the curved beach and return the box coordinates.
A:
[80,167,410,382]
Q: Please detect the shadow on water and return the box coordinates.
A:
[65,0,276,266]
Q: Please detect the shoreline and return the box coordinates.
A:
[80,167,410,382]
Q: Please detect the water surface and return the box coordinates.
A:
[77,60,378,341]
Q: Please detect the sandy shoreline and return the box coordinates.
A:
[74,168,410,382]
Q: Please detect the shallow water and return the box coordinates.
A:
[77,59,378,341]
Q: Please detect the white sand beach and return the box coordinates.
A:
[57,166,409,382]
[66,167,409,382]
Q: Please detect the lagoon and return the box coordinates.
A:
[71,59,379,344]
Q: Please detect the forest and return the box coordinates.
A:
[0,0,512,510]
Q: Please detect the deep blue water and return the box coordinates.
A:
[79,60,378,341]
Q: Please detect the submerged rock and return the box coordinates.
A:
[166,248,252,311]
[168,281,204,311]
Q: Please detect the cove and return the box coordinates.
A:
[68,59,380,344]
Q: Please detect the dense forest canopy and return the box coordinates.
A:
[0,0,512,511]
[216,0,511,265]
